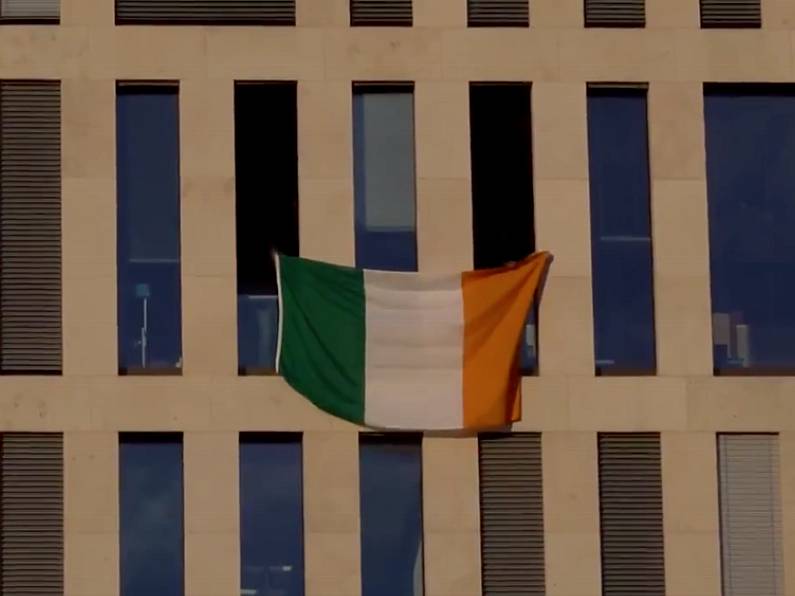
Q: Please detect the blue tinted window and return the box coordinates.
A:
[587,88,656,374]
[360,435,424,596]
[235,83,298,373]
[120,434,183,596]
[353,87,417,271]
[240,434,304,596]
[705,87,795,372]
[116,86,182,373]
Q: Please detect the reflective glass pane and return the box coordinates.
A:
[360,435,424,596]
[240,435,304,596]
[117,87,182,372]
[353,88,417,271]
[587,89,656,373]
[120,434,183,596]
[237,295,279,372]
[705,87,795,371]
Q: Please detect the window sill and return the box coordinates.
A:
[119,367,182,376]
[714,367,795,377]
[0,17,59,24]
[596,366,657,377]
[238,367,278,377]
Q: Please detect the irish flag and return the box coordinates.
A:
[275,252,551,431]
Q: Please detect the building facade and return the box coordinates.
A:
[0,0,794,594]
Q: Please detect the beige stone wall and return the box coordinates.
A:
[2,0,795,594]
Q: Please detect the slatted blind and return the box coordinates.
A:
[718,434,783,596]
[0,81,62,374]
[701,0,761,27]
[350,0,412,26]
[1,0,59,19]
[115,0,295,24]
[585,0,645,26]
[479,433,544,595]
[1,433,63,596]
[598,433,664,596]
[468,0,529,26]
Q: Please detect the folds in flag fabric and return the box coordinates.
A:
[275,252,551,431]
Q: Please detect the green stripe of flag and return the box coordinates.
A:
[277,254,366,425]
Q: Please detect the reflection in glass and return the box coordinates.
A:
[705,87,795,372]
[240,434,304,596]
[120,434,183,596]
[353,87,417,272]
[116,87,182,373]
[360,435,424,596]
[587,88,656,373]
[238,295,279,372]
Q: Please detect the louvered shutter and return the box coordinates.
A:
[718,434,783,596]
[598,433,664,596]
[701,0,761,27]
[468,0,529,26]
[350,0,412,26]
[0,81,62,374]
[115,0,295,25]
[585,0,645,26]
[1,0,58,19]
[479,433,544,595]
[1,433,63,595]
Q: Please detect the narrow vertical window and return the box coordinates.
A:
[479,433,544,595]
[235,82,298,374]
[718,434,783,596]
[469,83,537,373]
[116,84,182,374]
[0,81,62,374]
[1,433,63,594]
[359,434,423,596]
[240,433,304,596]
[120,433,184,596]
[353,85,417,272]
[587,85,656,375]
[598,433,665,596]
[705,85,795,374]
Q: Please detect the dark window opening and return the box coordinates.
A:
[235,82,298,374]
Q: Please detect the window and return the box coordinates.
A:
[0,81,61,373]
[584,0,645,26]
[598,433,664,596]
[240,434,304,596]
[0,433,63,594]
[0,0,59,22]
[718,434,783,596]
[705,86,795,374]
[587,86,655,375]
[469,83,537,374]
[353,85,417,272]
[235,82,298,374]
[479,433,544,595]
[350,0,412,26]
[359,434,424,596]
[120,433,184,596]
[701,0,761,27]
[468,0,528,26]
[115,0,294,24]
[116,84,182,375]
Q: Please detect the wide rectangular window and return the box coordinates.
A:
[1,433,63,594]
[585,0,645,27]
[587,86,655,375]
[701,0,761,27]
[718,434,783,596]
[235,82,298,374]
[353,85,417,272]
[240,433,304,596]
[0,80,62,374]
[469,83,537,374]
[116,84,182,374]
[120,433,184,596]
[479,433,544,595]
[0,0,59,22]
[359,434,424,596]
[598,432,664,596]
[116,0,294,24]
[705,86,795,373]
[350,0,412,25]
[468,0,528,26]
